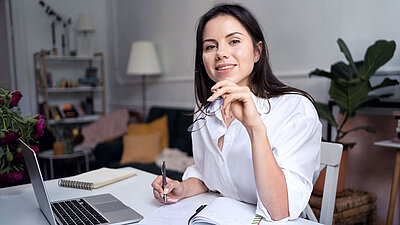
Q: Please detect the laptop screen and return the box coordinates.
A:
[20,139,57,225]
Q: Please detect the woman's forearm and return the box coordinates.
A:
[246,121,289,220]
[181,177,208,198]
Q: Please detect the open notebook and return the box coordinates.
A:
[140,196,263,225]
[58,167,136,190]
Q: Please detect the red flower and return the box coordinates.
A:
[0,130,20,145]
[9,90,22,108]
[13,152,24,161]
[30,145,39,154]
[33,115,46,139]
[0,170,23,182]
[0,99,4,105]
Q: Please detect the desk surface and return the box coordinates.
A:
[0,167,318,225]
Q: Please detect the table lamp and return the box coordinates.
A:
[76,13,95,56]
[126,41,161,116]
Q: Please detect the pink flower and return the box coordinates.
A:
[0,130,20,145]
[33,115,46,139]
[0,170,23,182]
[9,91,22,108]
[13,152,24,161]
[30,145,39,154]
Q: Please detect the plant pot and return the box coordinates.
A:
[312,149,348,196]
[53,142,65,155]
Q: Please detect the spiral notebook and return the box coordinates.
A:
[58,167,136,190]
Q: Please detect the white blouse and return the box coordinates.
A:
[183,93,322,221]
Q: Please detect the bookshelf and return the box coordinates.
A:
[33,51,106,128]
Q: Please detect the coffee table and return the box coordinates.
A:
[38,148,91,180]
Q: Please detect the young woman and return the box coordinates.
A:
[152,4,321,222]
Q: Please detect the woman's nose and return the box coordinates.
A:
[215,45,230,60]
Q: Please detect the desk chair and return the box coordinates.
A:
[305,142,343,225]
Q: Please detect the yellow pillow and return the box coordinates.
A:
[120,132,162,164]
[127,115,169,149]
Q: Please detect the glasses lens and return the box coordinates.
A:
[206,98,223,114]
[187,117,206,132]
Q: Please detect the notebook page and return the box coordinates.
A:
[191,197,256,225]
[138,201,199,225]
[63,167,136,188]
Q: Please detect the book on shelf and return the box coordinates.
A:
[58,167,136,190]
[60,104,78,118]
[73,102,86,116]
[48,105,61,120]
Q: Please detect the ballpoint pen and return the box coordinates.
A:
[161,161,167,204]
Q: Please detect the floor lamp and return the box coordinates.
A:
[126,41,161,117]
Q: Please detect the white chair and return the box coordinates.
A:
[305,141,343,225]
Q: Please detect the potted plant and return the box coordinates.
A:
[0,88,46,187]
[309,38,398,195]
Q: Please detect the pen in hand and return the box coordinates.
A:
[161,161,167,204]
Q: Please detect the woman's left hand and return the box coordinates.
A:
[208,80,261,129]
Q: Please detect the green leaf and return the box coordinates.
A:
[6,150,13,162]
[315,102,338,127]
[342,142,356,151]
[331,62,353,80]
[337,38,360,77]
[371,77,399,91]
[341,126,376,138]
[356,95,380,110]
[329,79,371,116]
[0,146,4,157]
[0,157,5,170]
[360,40,396,79]
[309,69,333,79]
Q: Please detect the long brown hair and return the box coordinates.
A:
[194,4,314,112]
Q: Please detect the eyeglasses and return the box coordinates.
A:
[187,98,224,132]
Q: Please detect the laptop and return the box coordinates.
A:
[20,139,144,225]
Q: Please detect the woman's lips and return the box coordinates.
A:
[215,64,236,73]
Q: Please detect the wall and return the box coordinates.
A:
[0,0,11,90]
[108,0,400,115]
[9,0,109,115]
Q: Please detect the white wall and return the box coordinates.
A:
[0,0,11,90]
[10,0,109,115]
[108,0,400,115]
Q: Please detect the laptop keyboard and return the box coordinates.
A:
[51,199,108,225]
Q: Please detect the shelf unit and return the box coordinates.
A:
[33,51,106,127]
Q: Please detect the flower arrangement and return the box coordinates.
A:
[0,88,45,182]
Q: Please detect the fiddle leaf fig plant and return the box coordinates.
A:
[310,38,398,150]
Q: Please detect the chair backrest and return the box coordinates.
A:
[305,141,343,225]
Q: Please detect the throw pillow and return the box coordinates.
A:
[120,132,162,164]
[127,115,169,149]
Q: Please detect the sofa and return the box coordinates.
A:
[93,107,194,181]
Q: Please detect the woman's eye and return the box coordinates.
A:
[230,39,240,45]
[205,45,216,50]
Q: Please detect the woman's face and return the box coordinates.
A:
[202,15,261,87]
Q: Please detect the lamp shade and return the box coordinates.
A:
[126,41,161,76]
[76,13,94,32]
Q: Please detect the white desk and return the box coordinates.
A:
[0,167,319,225]
[374,139,400,225]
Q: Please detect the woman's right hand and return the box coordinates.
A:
[151,176,185,204]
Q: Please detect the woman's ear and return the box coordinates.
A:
[254,41,262,63]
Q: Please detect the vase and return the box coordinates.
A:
[53,142,65,155]
[312,149,348,196]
